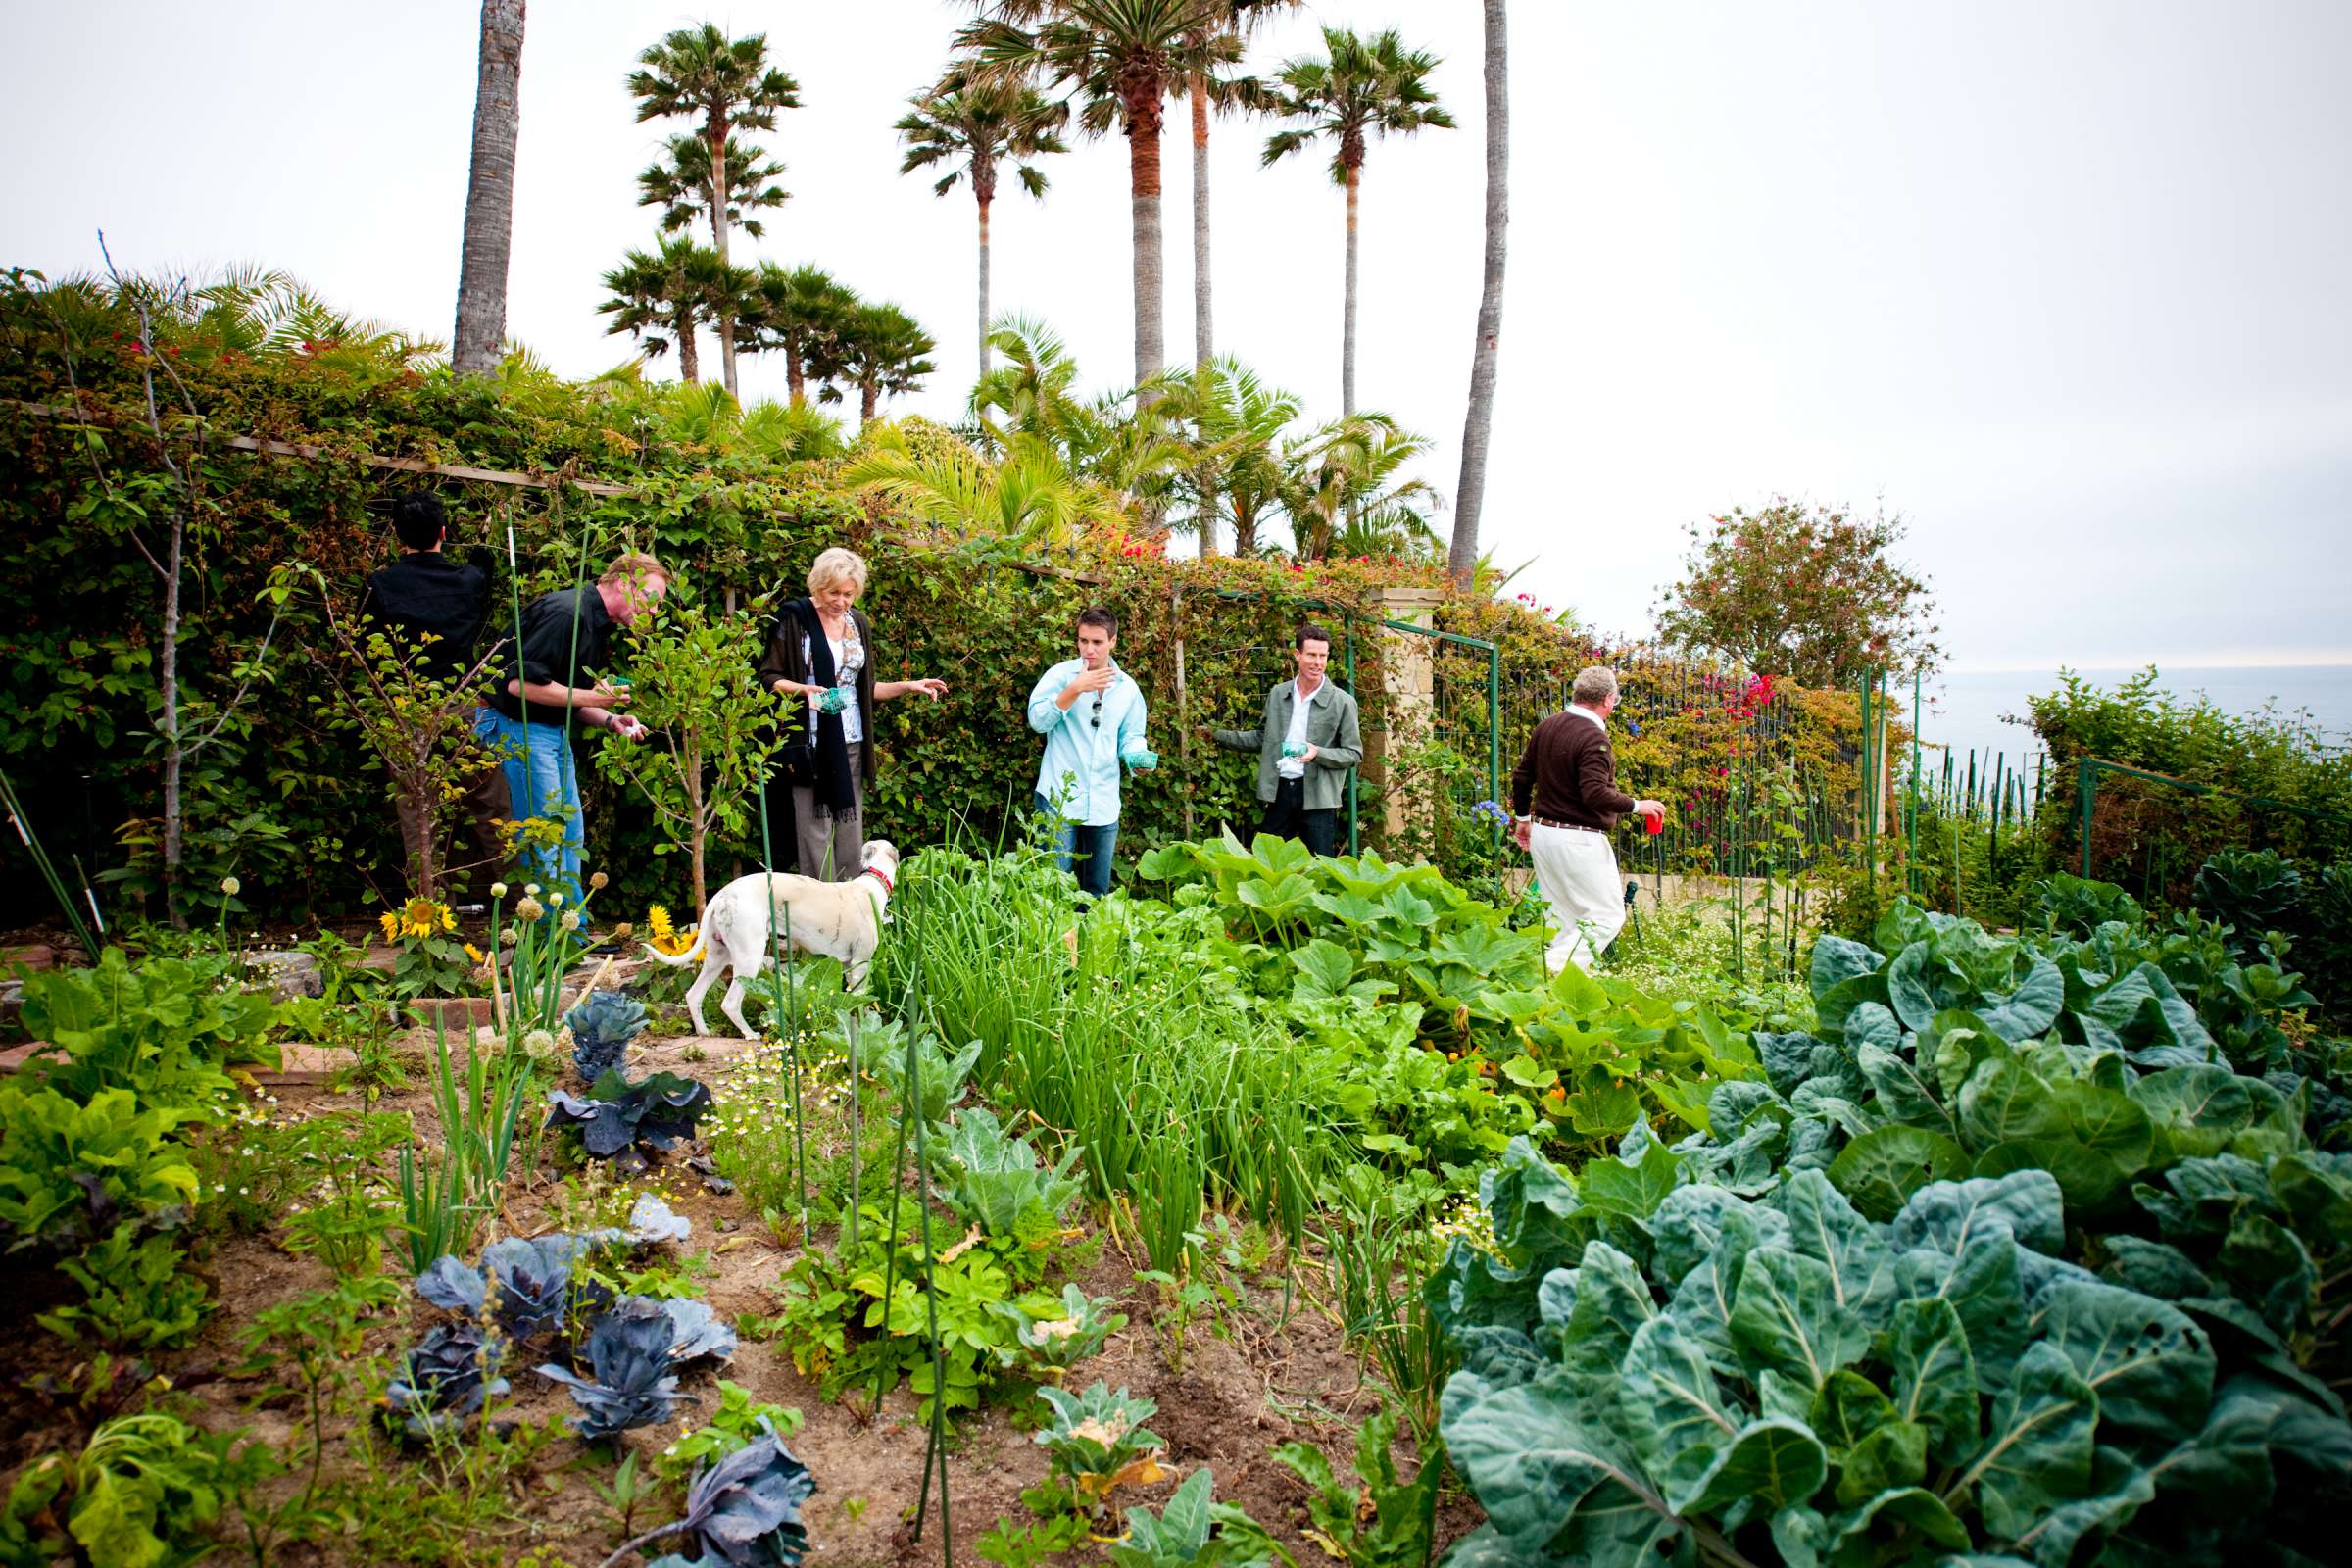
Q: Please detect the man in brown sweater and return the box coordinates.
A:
[1508,665,1665,973]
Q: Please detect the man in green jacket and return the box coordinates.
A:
[1213,624,1363,856]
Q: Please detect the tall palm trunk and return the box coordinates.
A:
[975,152,997,378]
[707,119,740,399]
[453,0,526,376]
[1124,82,1167,394]
[1191,75,1212,372]
[860,381,879,424]
[1449,0,1508,589]
[785,350,805,404]
[1341,161,1360,416]
[672,303,701,383]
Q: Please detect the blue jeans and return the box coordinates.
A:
[1035,792,1118,898]
[480,709,584,905]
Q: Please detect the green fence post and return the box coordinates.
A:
[1488,645,1503,848]
[2078,756,2097,879]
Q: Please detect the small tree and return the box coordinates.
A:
[297,569,510,904]
[1653,498,1943,684]
[595,601,785,910]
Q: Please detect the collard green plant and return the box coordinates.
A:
[538,1297,697,1442]
[938,1105,1085,1239]
[565,988,650,1085]
[1431,1132,2352,1568]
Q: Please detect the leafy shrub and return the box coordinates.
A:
[37,1221,209,1349]
[1272,1406,1441,1568]
[2029,873,2145,939]
[658,1381,806,1482]
[2194,849,2304,959]
[15,947,279,1104]
[0,1085,200,1251]
[1431,1141,2352,1567]
[0,1412,275,1568]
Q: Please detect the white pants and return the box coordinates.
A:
[1530,824,1626,973]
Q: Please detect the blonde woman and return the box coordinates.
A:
[757,548,947,878]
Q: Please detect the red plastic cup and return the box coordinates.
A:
[1643,811,1664,836]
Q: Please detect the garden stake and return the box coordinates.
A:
[844,1005,860,1253]
[0,768,101,959]
[754,783,809,1223]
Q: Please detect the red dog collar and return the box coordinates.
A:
[860,865,895,896]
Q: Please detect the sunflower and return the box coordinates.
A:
[646,905,697,956]
[389,896,457,941]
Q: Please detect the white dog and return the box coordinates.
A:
[642,840,900,1039]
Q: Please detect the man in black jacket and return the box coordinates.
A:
[359,492,509,900]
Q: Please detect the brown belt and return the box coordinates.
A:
[1529,816,1605,834]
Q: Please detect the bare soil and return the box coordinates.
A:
[1,1023,1483,1567]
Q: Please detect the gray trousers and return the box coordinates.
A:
[792,741,863,881]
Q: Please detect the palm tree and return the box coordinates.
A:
[958,1,1243,392]
[453,0,526,376]
[627,24,803,400]
[1181,2,1295,371]
[895,75,1068,380]
[1147,355,1299,555]
[744,263,859,405]
[1262,27,1454,416]
[842,427,1125,544]
[825,303,939,424]
[638,131,789,243]
[598,236,745,384]
[1450,0,1508,589]
[969,314,1092,455]
[1279,411,1439,560]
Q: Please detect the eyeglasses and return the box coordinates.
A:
[1090,693,1102,729]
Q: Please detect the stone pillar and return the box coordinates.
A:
[1363,586,1444,842]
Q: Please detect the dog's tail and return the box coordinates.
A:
[640,929,708,967]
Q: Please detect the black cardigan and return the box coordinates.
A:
[757,603,879,785]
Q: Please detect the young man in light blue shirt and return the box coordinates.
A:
[1026,605,1155,898]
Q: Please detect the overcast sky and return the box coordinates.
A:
[7,1,2347,672]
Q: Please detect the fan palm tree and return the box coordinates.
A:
[1278,411,1439,561]
[824,302,939,424]
[453,0,525,376]
[843,426,1126,545]
[895,74,1068,379]
[969,314,1092,455]
[1262,27,1454,416]
[1450,0,1508,589]
[744,263,859,405]
[627,24,802,400]
[597,237,746,384]
[1181,2,1295,370]
[957,1,1244,391]
[1146,355,1300,555]
[638,131,789,244]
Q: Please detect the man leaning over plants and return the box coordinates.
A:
[1212,623,1362,857]
[483,551,666,904]
[1509,665,1666,973]
[1027,605,1155,901]
[358,490,509,900]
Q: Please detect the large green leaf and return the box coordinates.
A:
[1892,1170,2066,1258]
[1441,1366,1694,1567]
[1829,1126,1970,1224]
[1618,1316,1740,1482]
[1810,936,1884,1005]
[1769,1170,1892,1318]
[2132,1066,2255,1162]
[1649,1185,1787,1289]
[1856,1041,1958,1135]
[1957,1058,2068,1152]
[1551,1241,1661,1376]
[1891,1236,2029,1391]
[1971,1139,2130,1213]
[1888,1297,1981,1463]
[2050,1082,2153,1171]
[1663,1417,1830,1517]
[2039,1281,2213,1444]
[1959,1342,2098,1541]
[1730,1248,1870,1390]
[1827,1487,1974,1562]
[1580,1131,1684,1224]
[1979,957,2066,1043]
